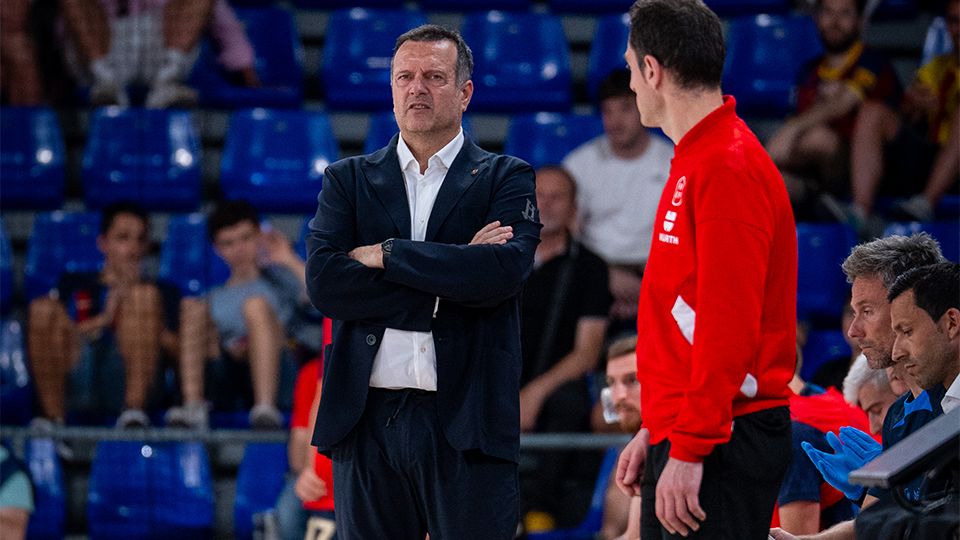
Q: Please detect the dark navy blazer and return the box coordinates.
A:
[306,134,541,463]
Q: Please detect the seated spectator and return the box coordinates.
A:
[28,201,181,430]
[60,0,259,108]
[765,0,900,231]
[0,0,44,105]
[519,166,611,531]
[166,200,306,430]
[850,0,959,223]
[839,355,900,436]
[0,444,33,540]
[562,69,673,329]
[599,336,641,540]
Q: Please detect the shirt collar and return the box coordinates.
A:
[397,127,465,173]
[675,95,738,156]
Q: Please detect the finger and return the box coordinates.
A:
[688,492,706,522]
[825,431,844,454]
[802,441,828,464]
[475,221,501,237]
[673,493,698,536]
[656,490,672,534]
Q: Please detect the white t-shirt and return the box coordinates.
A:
[563,134,674,265]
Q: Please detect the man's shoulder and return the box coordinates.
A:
[562,135,606,167]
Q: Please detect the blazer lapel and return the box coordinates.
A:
[361,134,411,239]
[425,136,488,242]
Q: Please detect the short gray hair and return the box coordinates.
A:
[392,24,473,87]
[842,354,892,406]
[841,233,946,289]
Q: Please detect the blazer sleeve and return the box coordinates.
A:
[382,159,541,307]
[305,166,437,332]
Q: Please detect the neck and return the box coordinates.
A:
[788,375,805,395]
[402,127,459,174]
[660,88,724,145]
[536,228,569,263]
[229,264,260,284]
[610,132,650,160]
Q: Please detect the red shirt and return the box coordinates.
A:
[636,96,798,463]
[292,318,335,512]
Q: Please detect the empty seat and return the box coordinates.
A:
[462,11,572,113]
[722,14,823,117]
[422,0,530,12]
[363,111,476,154]
[796,222,857,328]
[801,329,852,382]
[587,13,631,103]
[220,109,339,214]
[25,438,67,540]
[82,108,202,211]
[189,7,303,109]
[25,211,103,302]
[503,113,604,170]
[321,9,428,110]
[158,214,230,297]
[703,0,790,16]
[1,219,12,315]
[88,441,214,540]
[0,320,31,426]
[883,221,960,263]
[234,443,290,540]
[0,107,65,210]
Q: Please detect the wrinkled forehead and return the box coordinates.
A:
[393,40,457,72]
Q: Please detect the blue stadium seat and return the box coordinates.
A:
[722,15,823,117]
[423,0,530,12]
[363,111,475,155]
[295,0,402,8]
[88,441,214,540]
[0,107,65,210]
[801,329,852,383]
[82,108,202,211]
[796,222,857,328]
[25,438,67,540]
[703,0,790,16]
[503,113,604,170]
[189,8,303,109]
[24,211,103,302]
[1,219,12,316]
[527,446,620,540]
[0,321,31,426]
[550,0,631,14]
[321,9,428,111]
[159,214,229,297]
[587,13,630,103]
[883,221,960,263]
[234,443,290,540]
[220,109,339,214]
[463,11,572,113]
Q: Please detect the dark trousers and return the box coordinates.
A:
[330,388,519,540]
[641,406,791,540]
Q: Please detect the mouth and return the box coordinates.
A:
[408,102,430,110]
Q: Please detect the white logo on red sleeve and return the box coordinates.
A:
[671,176,686,206]
[659,210,679,245]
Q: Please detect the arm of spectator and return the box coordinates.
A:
[608,267,643,320]
[778,501,821,536]
[777,82,862,145]
[259,228,308,302]
[899,80,939,124]
[519,317,607,432]
[625,496,641,540]
[208,0,260,87]
[294,376,327,502]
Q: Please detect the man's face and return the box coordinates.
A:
[624,45,658,128]
[535,169,576,236]
[816,0,862,54]
[606,353,642,433]
[391,40,471,141]
[213,220,260,271]
[885,364,912,396]
[600,95,647,152]
[98,213,148,277]
[848,275,896,369]
[857,380,898,435]
[891,290,958,390]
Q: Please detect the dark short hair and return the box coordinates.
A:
[628,0,725,91]
[842,233,946,289]
[598,69,635,103]
[815,0,869,16]
[208,200,259,242]
[393,24,473,86]
[535,165,578,201]
[101,200,149,235]
[888,262,960,323]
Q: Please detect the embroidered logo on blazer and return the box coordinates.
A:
[522,199,537,222]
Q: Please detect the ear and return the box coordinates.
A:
[942,307,960,342]
[460,80,473,111]
[643,54,662,90]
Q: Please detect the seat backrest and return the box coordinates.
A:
[0,107,65,211]
[422,0,530,12]
[802,329,853,382]
[463,11,572,113]
[503,112,604,171]
[0,321,32,426]
[722,14,823,117]
[883,221,960,264]
[796,222,857,328]
[25,438,67,540]
[363,111,476,155]
[25,211,103,302]
[295,0,403,8]
[321,8,428,110]
[82,107,202,211]
[220,108,339,214]
[88,441,214,540]
[587,13,631,103]
[159,214,230,297]
[234,443,290,540]
[703,0,790,16]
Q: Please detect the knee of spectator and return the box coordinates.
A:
[29,296,67,325]
[124,283,162,312]
[241,295,277,322]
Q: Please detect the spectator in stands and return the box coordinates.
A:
[166,201,305,430]
[27,201,181,430]
[0,0,44,105]
[840,355,900,435]
[599,336,641,540]
[520,165,610,531]
[562,69,672,328]
[810,292,862,391]
[60,0,259,108]
[850,0,959,223]
[766,0,900,231]
[0,444,33,540]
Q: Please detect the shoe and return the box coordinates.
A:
[818,194,885,241]
[892,194,935,223]
[28,417,74,461]
[116,408,150,429]
[145,82,198,109]
[249,403,283,430]
[164,401,209,430]
[89,79,129,108]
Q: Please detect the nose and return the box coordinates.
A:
[408,74,428,94]
[610,382,627,402]
[847,316,864,339]
[870,415,882,436]
[891,335,907,363]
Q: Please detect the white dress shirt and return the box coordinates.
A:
[942,374,960,414]
[368,128,464,391]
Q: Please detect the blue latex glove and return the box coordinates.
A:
[802,428,877,501]
[837,426,882,462]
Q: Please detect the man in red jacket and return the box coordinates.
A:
[615,1,797,538]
